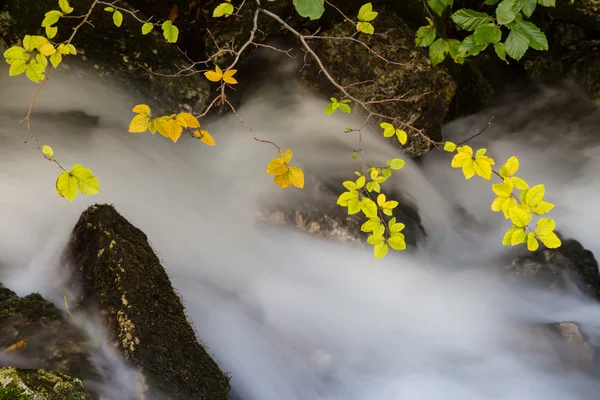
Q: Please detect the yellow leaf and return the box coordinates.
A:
[175,112,200,128]
[46,26,58,39]
[531,201,554,215]
[288,166,304,188]
[280,149,293,164]
[361,198,378,220]
[473,157,492,180]
[42,145,53,159]
[462,158,475,180]
[451,152,471,168]
[4,339,27,353]
[527,232,539,251]
[132,104,151,116]
[538,232,561,249]
[274,172,291,188]
[128,114,149,133]
[357,21,375,34]
[511,228,527,245]
[396,129,407,145]
[492,178,514,197]
[38,43,56,56]
[348,197,361,214]
[194,130,216,146]
[457,145,473,157]
[499,156,519,178]
[502,228,516,245]
[525,184,545,207]
[501,197,517,219]
[71,164,99,195]
[204,65,223,82]
[510,176,529,190]
[443,141,457,152]
[338,191,358,206]
[388,235,406,250]
[147,119,156,134]
[57,43,76,55]
[377,193,386,207]
[374,242,388,259]
[56,171,78,201]
[267,158,289,176]
[509,206,531,228]
[223,69,238,85]
[491,196,508,212]
[535,218,555,237]
[155,117,183,143]
[356,175,366,188]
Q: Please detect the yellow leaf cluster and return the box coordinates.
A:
[128,104,215,146]
[266,149,304,189]
[204,65,238,85]
[380,122,407,145]
[451,146,495,180]
[56,164,100,202]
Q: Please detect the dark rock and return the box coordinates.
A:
[0,284,95,381]
[300,5,456,157]
[67,204,230,400]
[0,0,210,114]
[445,61,495,121]
[506,237,600,300]
[0,368,91,400]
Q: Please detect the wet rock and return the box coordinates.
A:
[67,204,230,400]
[0,284,94,381]
[507,237,600,300]
[0,0,210,114]
[0,368,91,400]
[300,5,456,157]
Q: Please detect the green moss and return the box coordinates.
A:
[68,204,230,400]
[0,385,33,400]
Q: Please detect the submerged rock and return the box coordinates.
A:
[0,284,94,381]
[0,368,91,400]
[67,204,230,400]
[300,5,456,157]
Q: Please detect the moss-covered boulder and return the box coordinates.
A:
[0,368,91,400]
[67,204,229,400]
[300,6,456,157]
[0,0,210,114]
[0,285,94,381]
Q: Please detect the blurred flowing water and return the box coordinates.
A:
[1,64,600,399]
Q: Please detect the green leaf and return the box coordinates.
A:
[104,7,115,12]
[496,0,519,25]
[505,28,529,60]
[447,39,465,64]
[358,3,378,21]
[213,2,235,17]
[142,22,154,35]
[511,19,548,50]
[450,9,493,31]
[427,0,454,16]
[522,0,537,17]
[537,0,555,6]
[429,38,449,65]
[56,171,78,201]
[113,10,123,27]
[162,20,179,43]
[415,25,437,47]
[458,35,488,57]
[324,103,335,115]
[474,24,502,44]
[293,0,325,20]
[494,42,508,62]
[483,0,501,4]
[59,0,74,14]
[338,103,351,113]
[41,10,63,28]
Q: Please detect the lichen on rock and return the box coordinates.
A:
[67,204,230,400]
[0,368,91,400]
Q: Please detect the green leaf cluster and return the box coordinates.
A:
[325,98,351,115]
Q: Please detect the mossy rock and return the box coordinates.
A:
[0,285,94,381]
[0,0,210,114]
[300,6,456,157]
[0,368,91,400]
[67,205,230,400]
